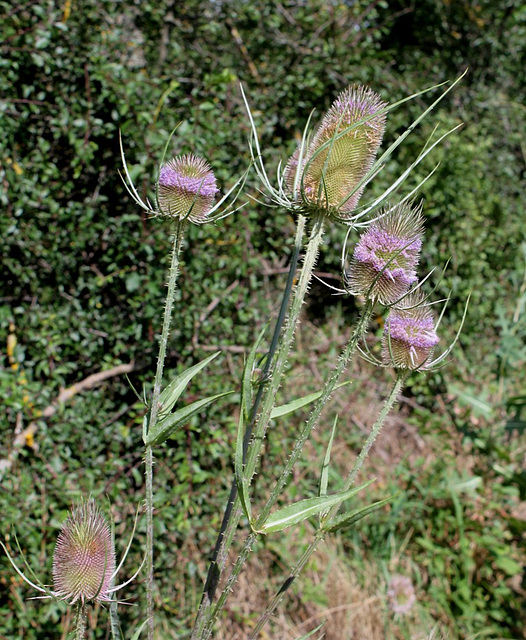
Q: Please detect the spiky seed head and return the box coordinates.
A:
[157,154,218,223]
[296,85,386,220]
[52,500,115,604]
[346,202,424,304]
[387,575,416,614]
[382,293,439,370]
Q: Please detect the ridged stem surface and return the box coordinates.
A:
[248,372,407,638]
[145,222,185,640]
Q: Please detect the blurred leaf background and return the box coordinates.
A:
[1,1,525,638]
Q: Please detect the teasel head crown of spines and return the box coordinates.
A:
[157,154,219,224]
[284,85,387,222]
[52,499,116,604]
[345,202,424,305]
[382,292,439,370]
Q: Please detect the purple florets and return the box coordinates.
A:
[159,161,218,197]
[157,154,218,223]
[346,202,424,305]
[353,228,422,285]
[382,295,439,370]
[387,314,439,349]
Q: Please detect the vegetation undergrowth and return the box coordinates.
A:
[1,1,525,639]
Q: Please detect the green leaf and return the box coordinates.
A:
[322,495,393,533]
[270,381,351,419]
[242,324,268,421]
[234,408,252,522]
[449,384,494,419]
[294,622,325,639]
[319,416,338,499]
[129,620,148,640]
[494,555,522,576]
[259,481,374,534]
[318,415,339,525]
[157,352,221,418]
[144,392,232,446]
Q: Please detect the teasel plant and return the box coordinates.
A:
[244,263,470,640]
[1,499,143,640]
[119,130,248,640]
[191,72,468,639]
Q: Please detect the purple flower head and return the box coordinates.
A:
[346,202,424,304]
[290,85,387,221]
[157,154,219,223]
[382,293,439,370]
[52,500,116,604]
[387,574,416,615]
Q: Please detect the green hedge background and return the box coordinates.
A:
[1,1,525,638]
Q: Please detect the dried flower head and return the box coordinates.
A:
[345,202,424,304]
[382,293,439,370]
[387,574,416,614]
[53,500,116,604]
[285,85,387,221]
[157,154,219,223]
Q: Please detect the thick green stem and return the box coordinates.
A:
[244,215,325,484]
[255,301,374,529]
[341,371,408,494]
[191,215,307,639]
[197,215,326,639]
[145,222,185,640]
[75,602,87,640]
[248,372,407,639]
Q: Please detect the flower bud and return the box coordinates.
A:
[286,85,386,220]
[346,202,424,304]
[157,154,218,223]
[53,500,115,604]
[382,294,439,370]
[387,575,416,614]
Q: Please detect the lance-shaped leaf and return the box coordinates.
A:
[294,622,326,639]
[257,481,374,534]
[234,407,252,523]
[270,381,351,419]
[156,352,221,419]
[242,324,268,421]
[318,416,339,525]
[144,392,232,446]
[130,620,148,640]
[322,495,394,533]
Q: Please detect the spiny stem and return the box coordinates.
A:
[244,215,325,486]
[145,221,185,640]
[218,301,374,640]
[191,215,306,638]
[199,215,326,638]
[248,372,407,638]
[75,602,87,640]
[341,371,408,494]
[254,300,374,530]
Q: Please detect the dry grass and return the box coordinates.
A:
[214,535,450,639]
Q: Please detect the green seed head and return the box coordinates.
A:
[52,500,115,604]
[287,85,387,221]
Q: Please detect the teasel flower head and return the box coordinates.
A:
[1,497,143,610]
[387,574,416,615]
[382,293,439,370]
[345,202,424,305]
[52,500,116,604]
[157,154,219,223]
[285,85,387,222]
[119,131,248,224]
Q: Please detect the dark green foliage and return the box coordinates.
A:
[1,0,525,637]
